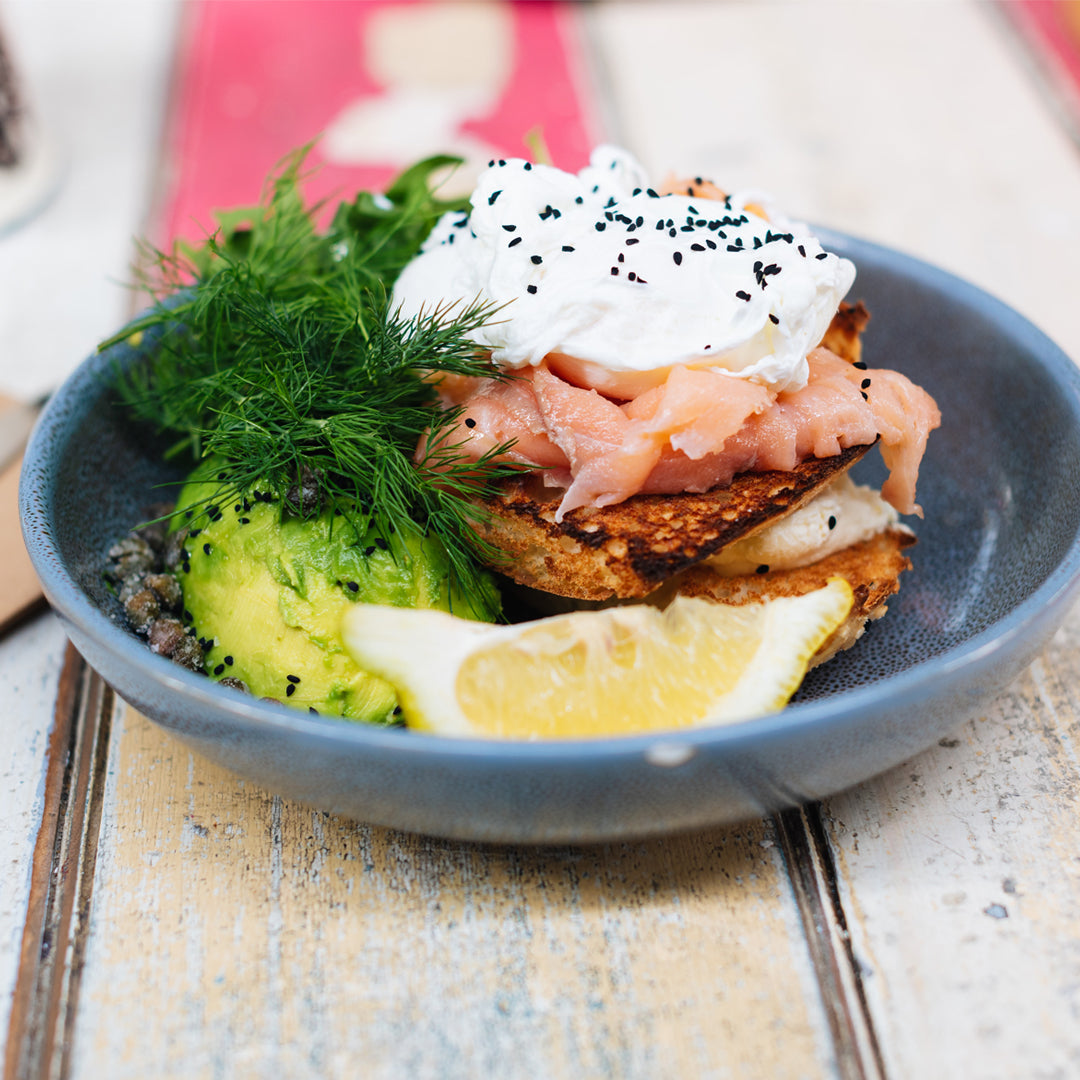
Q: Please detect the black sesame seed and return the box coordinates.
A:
[286,683,296,697]
[524,162,532,170]
[853,361,868,370]
[611,267,619,276]
[669,228,677,237]
[364,546,375,557]
[214,664,225,676]
[691,243,705,252]
[508,236,523,247]
[287,675,300,684]
[464,417,477,429]
[575,196,583,204]
[488,190,502,205]
[736,290,752,301]
[673,251,683,265]
[828,516,837,531]
[860,391,869,401]
[626,238,639,246]
[756,565,770,575]
[530,255,542,264]
[861,378,872,389]
[347,581,360,592]
[375,538,388,551]
[705,240,716,250]
[239,518,250,525]
[815,252,828,260]
[595,222,605,232]
[502,224,516,232]
[617,253,625,263]
[203,543,212,555]
[562,245,575,252]
[646,188,658,198]
[628,273,637,281]
[798,245,806,256]
[224,655,234,666]
[769,314,779,325]
[527,284,538,294]
[309,707,319,715]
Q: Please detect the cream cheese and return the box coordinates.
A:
[391,145,855,394]
[706,475,906,577]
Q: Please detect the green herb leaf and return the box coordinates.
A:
[110,147,521,620]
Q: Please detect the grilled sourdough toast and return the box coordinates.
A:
[472,302,891,605]
[663,527,914,666]
[474,442,873,601]
[469,299,913,659]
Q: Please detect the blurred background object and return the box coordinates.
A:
[0,0,176,403]
[0,18,58,236]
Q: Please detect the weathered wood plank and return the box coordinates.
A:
[0,615,71,1045]
[3,655,114,1080]
[823,599,1080,1077]
[69,708,838,1080]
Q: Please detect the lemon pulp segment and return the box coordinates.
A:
[341,579,853,739]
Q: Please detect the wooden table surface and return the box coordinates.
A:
[3,2,1080,1077]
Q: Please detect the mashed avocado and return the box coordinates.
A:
[172,463,499,722]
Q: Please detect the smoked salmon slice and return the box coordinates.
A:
[435,346,940,521]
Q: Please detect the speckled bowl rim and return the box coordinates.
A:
[20,230,1080,772]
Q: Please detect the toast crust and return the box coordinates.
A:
[668,526,915,665]
[475,442,873,601]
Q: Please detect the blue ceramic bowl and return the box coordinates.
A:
[20,233,1080,843]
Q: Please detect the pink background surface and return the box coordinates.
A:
[161,0,599,244]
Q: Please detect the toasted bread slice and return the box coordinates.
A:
[820,300,869,364]
[474,442,873,601]
[665,526,914,666]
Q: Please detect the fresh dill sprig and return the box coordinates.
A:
[108,148,522,619]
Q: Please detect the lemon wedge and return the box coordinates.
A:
[341,579,853,739]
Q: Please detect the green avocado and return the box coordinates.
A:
[171,463,499,722]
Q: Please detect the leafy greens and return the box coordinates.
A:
[108,149,522,620]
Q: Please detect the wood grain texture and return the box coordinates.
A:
[68,708,838,1080]
[822,603,1080,1079]
[3,654,114,1080]
[0,615,71,1043]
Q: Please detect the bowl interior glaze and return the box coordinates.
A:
[20,232,1080,843]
